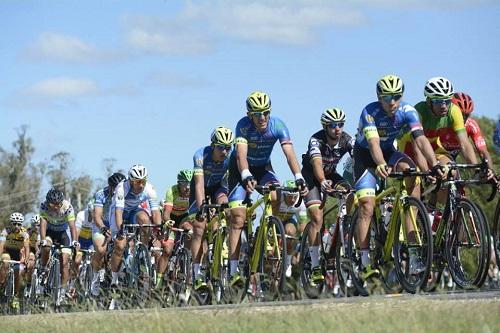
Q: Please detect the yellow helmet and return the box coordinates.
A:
[246,91,271,113]
[376,75,404,95]
[211,126,234,145]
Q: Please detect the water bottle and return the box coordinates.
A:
[208,243,214,264]
[432,211,443,233]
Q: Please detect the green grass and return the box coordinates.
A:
[2,297,499,333]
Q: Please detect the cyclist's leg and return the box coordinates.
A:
[283,219,297,277]
[353,146,378,275]
[59,230,72,290]
[187,197,207,284]
[0,253,10,284]
[228,181,247,281]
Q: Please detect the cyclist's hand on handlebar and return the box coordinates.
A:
[431,162,447,180]
[163,219,175,229]
[375,163,390,179]
[295,177,308,196]
[72,241,80,249]
[320,179,333,193]
[243,176,257,193]
[41,239,49,247]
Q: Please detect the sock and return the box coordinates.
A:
[111,271,119,284]
[230,260,239,276]
[156,273,164,285]
[361,249,370,267]
[193,264,201,279]
[309,246,320,268]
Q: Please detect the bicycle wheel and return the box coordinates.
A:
[49,259,61,307]
[298,222,324,298]
[347,208,384,296]
[211,229,230,304]
[470,201,491,287]
[334,219,358,297]
[493,198,500,269]
[258,216,286,301]
[393,196,433,293]
[445,198,488,289]
[171,248,192,305]
[135,243,153,302]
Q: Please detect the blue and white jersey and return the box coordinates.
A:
[234,116,292,167]
[355,101,422,150]
[112,180,159,213]
[494,119,500,154]
[193,146,231,188]
[93,187,112,224]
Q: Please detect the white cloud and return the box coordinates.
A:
[26,77,98,97]
[22,32,125,64]
[144,71,209,88]
[124,15,212,56]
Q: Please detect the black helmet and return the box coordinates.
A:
[46,188,64,204]
[108,172,126,187]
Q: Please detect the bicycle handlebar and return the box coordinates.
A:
[319,188,355,210]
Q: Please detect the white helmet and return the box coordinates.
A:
[129,164,148,180]
[30,214,41,226]
[424,77,454,99]
[320,108,346,126]
[10,212,24,223]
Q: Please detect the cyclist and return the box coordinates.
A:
[24,214,40,286]
[90,172,126,296]
[155,169,193,288]
[448,92,494,170]
[109,164,161,286]
[494,119,500,154]
[227,91,307,286]
[0,213,30,309]
[400,78,491,222]
[39,188,78,300]
[72,200,94,293]
[354,75,441,279]
[188,126,233,291]
[301,107,354,284]
[275,180,307,278]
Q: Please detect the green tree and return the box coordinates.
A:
[0,126,44,227]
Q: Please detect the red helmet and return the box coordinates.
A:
[452,92,474,116]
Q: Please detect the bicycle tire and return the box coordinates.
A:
[171,248,191,305]
[445,197,488,289]
[135,243,153,301]
[211,228,230,304]
[50,258,61,307]
[257,216,287,301]
[393,196,433,293]
[469,200,491,287]
[334,219,358,297]
[493,198,500,269]
[298,222,324,299]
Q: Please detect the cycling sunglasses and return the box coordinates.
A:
[214,144,232,151]
[380,94,402,103]
[11,222,23,227]
[250,110,271,118]
[130,178,147,185]
[431,98,452,106]
[328,122,345,129]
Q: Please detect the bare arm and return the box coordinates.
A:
[40,217,47,241]
[162,205,172,222]
[236,143,250,175]
[194,174,205,209]
[115,208,124,231]
[281,143,302,175]
[457,131,478,164]
[68,219,77,243]
[367,137,386,166]
[414,135,438,169]
[152,209,161,225]
[94,206,105,229]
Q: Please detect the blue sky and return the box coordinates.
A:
[1,0,499,202]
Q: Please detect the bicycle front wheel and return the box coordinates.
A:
[445,198,489,289]
[255,216,287,301]
[299,222,324,299]
[393,196,433,293]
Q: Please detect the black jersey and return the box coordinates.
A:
[302,131,353,175]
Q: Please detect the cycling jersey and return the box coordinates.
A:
[75,209,93,248]
[113,180,159,213]
[94,187,113,226]
[164,185,189,217]
[193,146,231,188]
[494,120,500,154]
[302,130,353,176]
[444,117,487,155]
[234,115,292,167]
[28,228,39,250]
[276,193,307,226]
[40,200,75,232]
[0,227,29,251]
[355,101,423,150]
[414,101,465,152]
